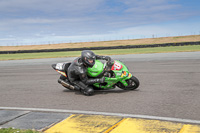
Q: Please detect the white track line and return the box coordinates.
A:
[1,107,200,124]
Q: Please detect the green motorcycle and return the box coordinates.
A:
[87,60,139,90]
[52,59,139,90]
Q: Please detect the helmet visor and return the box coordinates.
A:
[87,58,94,64]
[84,57,95,67]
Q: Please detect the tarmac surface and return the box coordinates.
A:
[0,52,200,132]
[0,108,200,132]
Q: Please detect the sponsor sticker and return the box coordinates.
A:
[121,71,131,77]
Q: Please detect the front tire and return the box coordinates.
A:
[118,76,140,90]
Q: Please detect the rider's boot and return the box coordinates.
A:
[73,81,94,96]
[80,86,94,96]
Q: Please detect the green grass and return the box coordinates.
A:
[0,45,200,60]
[0,128,42,133]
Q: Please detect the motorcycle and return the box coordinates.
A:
[52,59,139,91]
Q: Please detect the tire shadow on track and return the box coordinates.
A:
[62,88,139,96]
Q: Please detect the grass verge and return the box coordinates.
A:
[0,45,200,61]
[0,128,42,133]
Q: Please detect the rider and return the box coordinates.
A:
[67,50,113,96]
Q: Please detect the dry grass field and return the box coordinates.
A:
[0,35,200,51]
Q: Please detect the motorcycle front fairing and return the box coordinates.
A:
[90,60,133,89]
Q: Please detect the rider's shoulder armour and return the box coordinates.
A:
[73,57,86,75]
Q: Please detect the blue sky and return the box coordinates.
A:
[0,0,200,46]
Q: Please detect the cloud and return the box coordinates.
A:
[0,0,200,46]
[1,19,200,46]
[0,38,16,41]
[0,0,104,16]
[121,0,172,6]
[125,4,180,13]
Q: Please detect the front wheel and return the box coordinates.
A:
[118,76,140,90]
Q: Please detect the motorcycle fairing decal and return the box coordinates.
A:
[128,73,132,78]
[111,61,123,71]
[56,70,67,77]
[121,71,129,77]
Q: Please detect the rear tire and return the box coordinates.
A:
[118,76,140,90]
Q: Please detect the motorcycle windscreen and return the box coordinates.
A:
[87,60,104,77]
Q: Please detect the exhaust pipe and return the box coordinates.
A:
[58,79,75,90]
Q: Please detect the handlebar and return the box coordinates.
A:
[103,61,108,69]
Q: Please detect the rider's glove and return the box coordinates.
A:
[104,56,110,61]
[85,77,105,85]
[104,56,112,65]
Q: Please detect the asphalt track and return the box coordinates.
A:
[0,51,200,122]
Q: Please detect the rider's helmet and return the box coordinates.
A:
[81,50,96,67]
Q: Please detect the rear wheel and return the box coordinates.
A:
[118,76,140,90]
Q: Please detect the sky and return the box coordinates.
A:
[0,0,200,46]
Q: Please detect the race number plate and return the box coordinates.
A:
[111,61,123,70]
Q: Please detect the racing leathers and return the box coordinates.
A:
[67,55,113,96]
